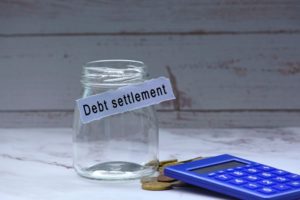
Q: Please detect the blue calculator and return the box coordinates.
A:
[164,154,300,200]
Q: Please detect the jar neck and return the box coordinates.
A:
[81,60,148,89]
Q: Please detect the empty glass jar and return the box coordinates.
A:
[73,60,159,180]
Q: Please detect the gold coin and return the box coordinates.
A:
[180,156,203,163]
[145,159,159,167]
[140,156,205,191]
[162,161,179,167]
[157,174,176,182]
[140,176,157,184]
[142,181,172,191]
[192,156,204,161]
[159,162,180,174]
[159,159,178,167]
[171,181,189,187]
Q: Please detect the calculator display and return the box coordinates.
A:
[190,161,246,174]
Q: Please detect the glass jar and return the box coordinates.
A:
[73,60,159,180]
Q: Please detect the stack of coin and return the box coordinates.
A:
[141,156,203,191]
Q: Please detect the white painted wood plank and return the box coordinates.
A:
[1,0,299,34]
[1,34,300,111]
[0,111,74,128]
[158,111,300,128]
[1,111,300,128]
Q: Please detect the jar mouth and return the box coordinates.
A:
[82,59,148,87]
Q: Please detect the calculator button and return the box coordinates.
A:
[244,168,260,174]
[286,174,300,180]
[257,187,277,195]
[259,180,276,186]
[235,166,244,170]
[226,168,234,172]
[273,184,292,191]
[244,183,261,190]
[208,172,216,177]
[287,181,300,188]
[273,170,288,176]
[244,175,261,182]
[245,165,252,168]
[217,170,225,174]
[258,165,274,172]
[230,171,246,177]
[258,172,275,178]
[273,176,289,183]
[215,174,232,181]
[229,178,247,185]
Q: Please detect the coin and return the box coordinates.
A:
[142,181,172,191]
[159,162,179,174]
[159,159,178,167]
[145,159,159,167]
[157,174,176,182]
[192,156,204,161]
[180,156,204,163]
[140,176,157,184]
[171,181,188,187]
[141,155,204,191]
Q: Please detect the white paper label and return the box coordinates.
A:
[76,77,175,124]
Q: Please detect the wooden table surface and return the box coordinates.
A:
[1,128,300,200]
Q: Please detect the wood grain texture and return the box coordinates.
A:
[1,0,300,128]
[0,0,299,35]
[0,35,300,111]
[158,111,300,128]
[1,111,300,128]
[0,111,74,128]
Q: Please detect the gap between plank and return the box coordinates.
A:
[1,30,300,38]
[1,109,300,113]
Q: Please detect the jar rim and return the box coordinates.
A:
[81,59,148,88]
[85,59,144,66]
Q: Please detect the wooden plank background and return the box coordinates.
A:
[0,0,300,128]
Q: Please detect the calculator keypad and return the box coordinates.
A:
[257,187,277,194]
[273,184,292,191]
[207,163,300,196]
[258,172,275,178]
[287,181,300,188]
[230,171,246,177]
[208,172,216,177]
[257,166,274,171]
[244,183,261,189]
[286,174,300,180]
[245,175,261,182]
[273,170,288,176]
[273,176,289,183]
[259,180,276,186]
[215,174,232,181]
[229,178,247,185]
[244,168,261,174]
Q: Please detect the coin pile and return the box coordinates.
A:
[141,156,203,191]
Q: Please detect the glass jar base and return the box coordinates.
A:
[76,161,156,180]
